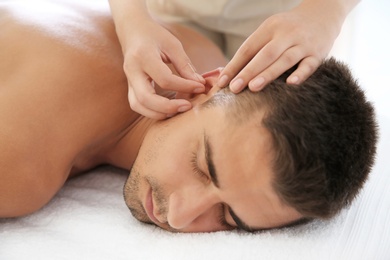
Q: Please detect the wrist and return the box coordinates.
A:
[108,0,152,49]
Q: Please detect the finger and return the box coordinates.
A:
[129,88,190,119]
[175,92,192,101]
[229,40,292,93]
[142,53,205,93]
[127,87,167,119]
[286,56,322,85]
[164,41,206,84]
[129,74,193,114]
[246,45,306,91]
[217,34,268,88]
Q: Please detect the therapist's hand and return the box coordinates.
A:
[217,0,356,93]
[122,18,206,119]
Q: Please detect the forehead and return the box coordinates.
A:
[208,110,272,177]
[201,103,271,170]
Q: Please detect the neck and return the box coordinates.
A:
[103,116,155,170]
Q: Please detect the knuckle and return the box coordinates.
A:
[127,91,135,103]
[283,51,298,65]
[306,64,316,74]
[125,52,141,65]
[123,58,140,75]
[123,60,133,73]
[156,77,171,89]
[237,43,253,57]
[128,93,142,110]
[303,60,319,74]
[296,58,320,80]
[171,39,184,50]
[136,92,149,105]
[129,100,141,111]
[262,47,278,61]
[128,44,145,58]
[263,15,281,29]
[123,46,148,69]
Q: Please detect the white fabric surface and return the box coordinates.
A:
[1,112,389,260]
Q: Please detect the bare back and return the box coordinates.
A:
[0,0,226,217]
[0,0,139,216]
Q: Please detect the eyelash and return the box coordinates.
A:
[190,152,209,183]
[218,204,233,229]
[190,152,233,229]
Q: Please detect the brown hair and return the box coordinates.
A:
[204,58,378,219]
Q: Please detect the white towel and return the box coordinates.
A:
[1,113,389,260]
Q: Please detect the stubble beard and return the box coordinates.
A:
[124,167,168,225]
[123,167,150,223]
[124,166,169,228]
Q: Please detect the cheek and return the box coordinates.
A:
[149,140,196,186]
[135,110,205,193]
[136,126,197,185]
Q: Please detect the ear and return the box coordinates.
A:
[202,67,223,93]
[175,68,223,104]
[190,68,224,106]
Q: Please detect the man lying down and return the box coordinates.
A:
[0,0,378,233]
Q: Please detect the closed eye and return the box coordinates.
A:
[218,204,234,229]
[191,152,233,229]
[190,151,209,183]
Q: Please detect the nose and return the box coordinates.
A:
[167,186,220,231]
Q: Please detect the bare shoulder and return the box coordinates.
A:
[0,0,127,167]
[0,0,120,64]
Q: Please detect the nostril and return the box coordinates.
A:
[154,210,168,224]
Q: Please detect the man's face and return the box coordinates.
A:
[124,70,302,232]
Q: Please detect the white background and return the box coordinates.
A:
[330,0,390,118]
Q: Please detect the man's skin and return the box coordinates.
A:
[0,0,301,232]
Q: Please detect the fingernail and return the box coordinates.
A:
[289,76,299,84]
[217,75,228,88]
[193,87,205,93]
[178,105,191,113]
[230,78,244,93]
[249,77,265,91]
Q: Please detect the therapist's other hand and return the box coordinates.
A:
[123,18,205,119]
[218,1,348,93]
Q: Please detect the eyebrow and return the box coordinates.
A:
[203,133,219,188]
[203,132,254,232]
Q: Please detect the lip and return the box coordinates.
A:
[145,188,160,225]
